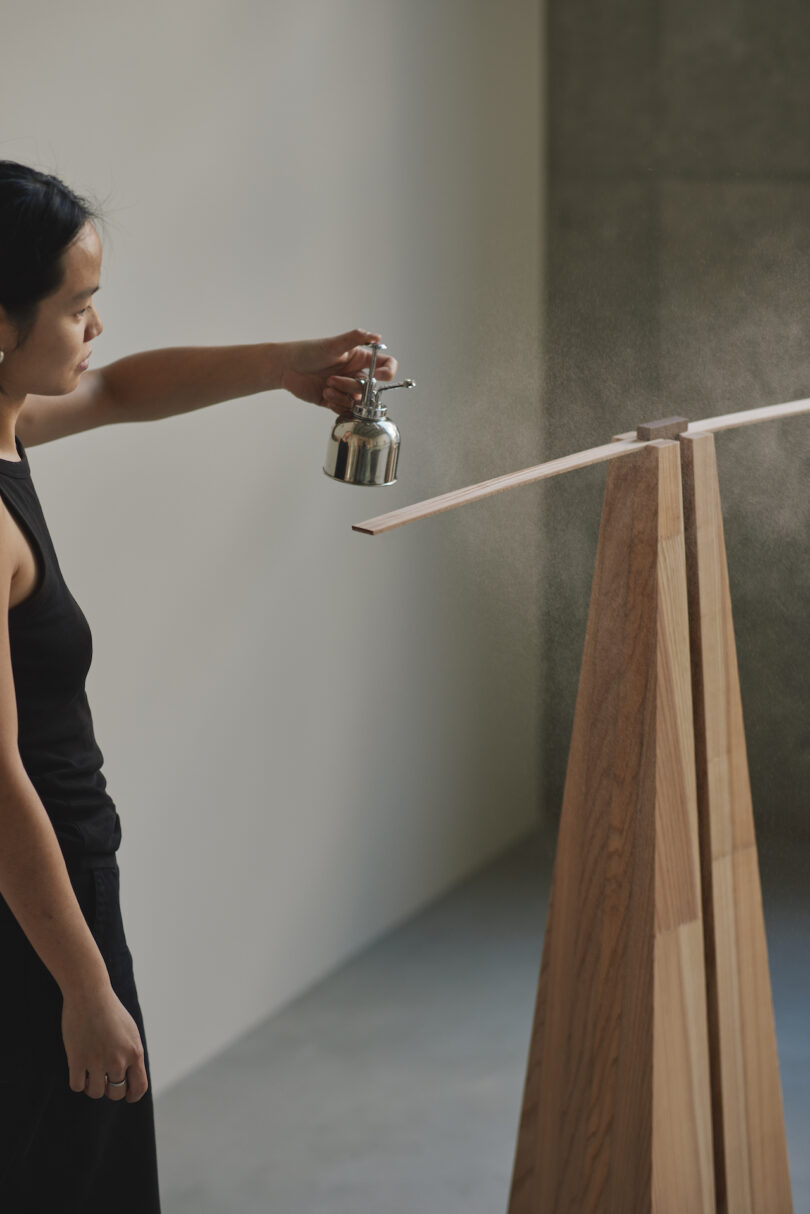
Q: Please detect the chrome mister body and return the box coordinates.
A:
[323,341,415,487]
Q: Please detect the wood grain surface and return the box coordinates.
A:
[507,441,715,1212]
[680,432,793,1214]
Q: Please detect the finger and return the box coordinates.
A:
[373,355,398,381]
[323,388,356,414]
[328,359,396,392]
[355,348,397,380]
[68,1061,88,1094]
[105,1069,129,1103]
[328,329,382,362]
[85,1066,107,1100]
[124,1053,149,1103]
[325,376,366,398]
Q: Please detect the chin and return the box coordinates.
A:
[28,381,73,397]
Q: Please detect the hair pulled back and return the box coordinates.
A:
[0,161,99,346]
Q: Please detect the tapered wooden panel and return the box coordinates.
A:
[508,441,714,1213]
[680,432,793,1214]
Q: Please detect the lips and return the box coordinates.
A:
[77,352,92,372]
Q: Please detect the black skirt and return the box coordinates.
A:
[0,854,161,1213]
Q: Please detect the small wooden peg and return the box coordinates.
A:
[636,416,689,441]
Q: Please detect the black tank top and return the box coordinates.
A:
[0,434,121,861]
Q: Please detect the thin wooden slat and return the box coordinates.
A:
[353,437,644,536]
[680,431,793,1213]
[688,396,810,435]
[507,440,715,1213]
[354,395,810,536]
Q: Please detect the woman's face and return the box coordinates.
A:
[0,220,103,400]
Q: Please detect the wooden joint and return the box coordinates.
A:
[636,416,690,441]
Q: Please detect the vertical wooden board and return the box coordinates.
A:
[509,445,659,1213]
[734,846,794,1212]
[509,442,715,1213]
[680,431,793,1214]
[651,442,715,1213]
[711,852,751,1211]
[654,443,702,935]
[543,446,658,1212]
[652,922,716,1213]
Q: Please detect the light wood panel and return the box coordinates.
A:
[354,395,810,536]
[680,432,793,1213]
[507,441,715,1213]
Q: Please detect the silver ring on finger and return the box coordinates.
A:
[106,1074,128,1088]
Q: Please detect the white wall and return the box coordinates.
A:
[1,0,543,1094]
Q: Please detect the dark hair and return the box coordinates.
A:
[0,161,100,347]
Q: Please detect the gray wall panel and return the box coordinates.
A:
[545,2,810,842]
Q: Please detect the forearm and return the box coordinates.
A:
[101,342,290,424]
[0,763,111,999]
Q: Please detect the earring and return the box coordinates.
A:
[0,350,4,364]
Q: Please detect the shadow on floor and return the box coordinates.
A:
[154,826,809,1213]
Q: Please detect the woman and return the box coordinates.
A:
[0,160,396,1212]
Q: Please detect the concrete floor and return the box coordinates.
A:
[154,827,810,1213]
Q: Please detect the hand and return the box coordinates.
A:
[279,329,398,414]
[61,982,149,1103]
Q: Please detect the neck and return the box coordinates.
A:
[0,400,25,461]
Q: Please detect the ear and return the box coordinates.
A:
[0,307,20,354]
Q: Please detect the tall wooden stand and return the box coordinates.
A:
[354,401,807,1211]
[507,435,793,1213]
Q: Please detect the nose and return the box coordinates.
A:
[87,304,103,340]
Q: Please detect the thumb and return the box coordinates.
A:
[329,328,382,358]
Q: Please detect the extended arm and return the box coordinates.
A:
[15,331,398,448]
